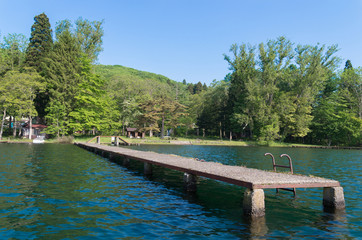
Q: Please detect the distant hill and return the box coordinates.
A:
[94,64,180,85]
[94,64,186,101]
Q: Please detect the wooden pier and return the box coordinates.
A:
[75,142,345,217]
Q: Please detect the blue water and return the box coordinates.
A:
[0,143,361,239]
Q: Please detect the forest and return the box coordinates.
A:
[0,13,361,146]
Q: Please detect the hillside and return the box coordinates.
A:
[94,64,188,102]
[94,65,178,85]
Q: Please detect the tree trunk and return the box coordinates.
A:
[28,116,32,140]
[219,122,222,140]
[161,115,165,139]
[229,131,232,141]
[9,116,12,130]
[13,117,17,137]
[57,120,60,138]
[0,108,6,140]
[202,128,205,138]
[149,129,153,137]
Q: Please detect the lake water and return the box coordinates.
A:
[0,143,361,239]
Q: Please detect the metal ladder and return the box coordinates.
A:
[264,153,296,196]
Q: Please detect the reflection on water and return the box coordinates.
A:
[0,143,360,239]
[247,216,268,238]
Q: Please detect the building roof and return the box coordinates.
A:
[23,124,47,129]
[126,128,138,132]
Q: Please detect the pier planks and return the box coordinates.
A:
[75,142,340,190]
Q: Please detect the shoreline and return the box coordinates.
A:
[1,139,361,150]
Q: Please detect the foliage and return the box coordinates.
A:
[1,14,361,146]
[0,68,43,139]
[24,13,53,70]
[221,37,346,144]
[75,18,104,62]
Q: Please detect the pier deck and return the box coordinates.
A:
[75,142,345,217]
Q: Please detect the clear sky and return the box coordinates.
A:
[1,0,361,85]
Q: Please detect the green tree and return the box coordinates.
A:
[339,67,362,119]
[0,68,43,139]
[42,23,82,135]
[157,96,187,138]
[68,56,116,134]
[24,13,53,119]
[139,96,186,138]
[256,37,294,140]
[311,93,362,146]
[224,37,339,142]
[24,13,53,70]
[224,43,258,139]
[2,33,27,70]
[345,59,353,70]
[75,18,104,62]
[198,80,229,139]
[137,98,161,137]
[187,83,194,94]
[194,81,203,94]
[203,83,208,91]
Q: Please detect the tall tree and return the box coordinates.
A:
[42,22,82,136]
[157,96,187,138]
[24,13,53,119]
[2,33,27,70]
[75,18,104,62]
[137,98,161,137]
[344,59,353,70]
[194,81,203,94]
[339,66,362,119]
[68,56,116,134]
[24,13,53,70]
[224,37,340,142]
[198,80,229,139]
[224,43,258,138]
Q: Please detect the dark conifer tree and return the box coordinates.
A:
[194,81,203,94]
[187,83,194,94]
[203,83,208,91]
[24,13,53,120]
[25,13,53,71]
[344,59,353,70]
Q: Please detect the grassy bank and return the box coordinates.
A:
[2,135,359,149]
[72,135,317,148]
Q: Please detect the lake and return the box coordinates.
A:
[0,143,361,239]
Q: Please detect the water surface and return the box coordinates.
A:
[0,143,360,239]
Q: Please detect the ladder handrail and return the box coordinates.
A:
[264,153,296,196]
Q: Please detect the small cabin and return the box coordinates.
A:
[126,128,145,138]
[22,123,47,139]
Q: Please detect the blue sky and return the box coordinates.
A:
[1,0,361,84]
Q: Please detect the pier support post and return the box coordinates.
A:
[183,173,197,192]
[323,187,345,211]
[96,136,100,144]
[144,162,152,175]
[115,137,119,146]
[243,189,265,217]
